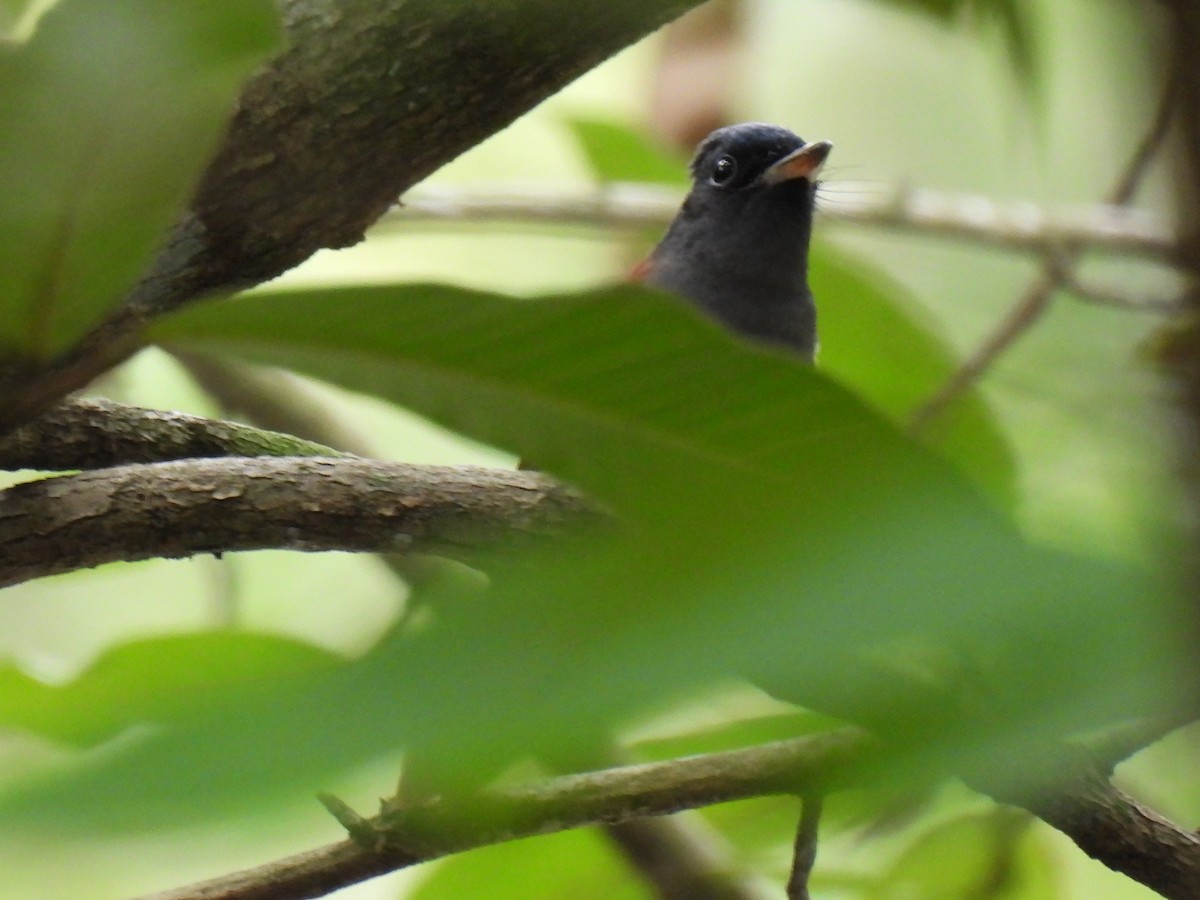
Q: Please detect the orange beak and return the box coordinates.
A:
[761,140,833,185]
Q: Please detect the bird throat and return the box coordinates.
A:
[647,181,818,358]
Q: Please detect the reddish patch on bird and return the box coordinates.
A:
[628,257,653,282]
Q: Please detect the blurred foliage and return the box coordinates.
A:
[411,826,652,900]
[567,117,690,185]
[0,0,1188,898]
[0,633,343,749]
[885,0,1039,84]
[40,281,1155,819]
[0,0,277,358]
[870,807,1047,899]
[0,0,36,38]
[0,278,1180,833]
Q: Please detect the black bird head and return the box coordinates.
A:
[639,123,832,359]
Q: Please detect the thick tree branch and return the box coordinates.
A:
[137,730,869,900]
[0,457,596,587]
[0,397,345,471]
[0,0,704,434]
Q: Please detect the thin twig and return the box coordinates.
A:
[387,184,1178,267]
[136,731,867,900]
[1110,66,1183,207]
[908,263,1063,433]
[910,69,1182,431]
[785,794,823,900]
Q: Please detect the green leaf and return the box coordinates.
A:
[565,118,689,186]
[154,284,925,519]
[4,282,1174,830]
[0,0,278,359]
[149,283,1177,742]
[812,243,1017,508]
[0,633,345,748]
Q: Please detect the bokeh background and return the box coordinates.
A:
[0,0,1192,897]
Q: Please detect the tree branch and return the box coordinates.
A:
[0,457,597,587]
[0,397,346,471]
[136,730,869,900]
[135,721,1200,900]
[0,0,704,434]
[1055,269,1184,315]
[390,183,1180,269]
[4,401,1196,895]
[983,751,1200,900]
[784,794,822,900]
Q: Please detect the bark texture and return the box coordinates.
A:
[0,456,596,586]
[0,397,344,470]
[139,0,701,312]
[982,749,1200,900]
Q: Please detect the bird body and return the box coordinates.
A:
[639,123,831,360]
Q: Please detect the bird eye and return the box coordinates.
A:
[710,156,737,186]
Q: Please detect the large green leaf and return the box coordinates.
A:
[811,243,1017,507]
[0,0,278,359]
[0,282,1174,830]
[155,283,994,557]
[149,284,1175,745]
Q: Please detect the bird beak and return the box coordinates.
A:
[761,140,833,185]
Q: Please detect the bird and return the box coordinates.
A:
[634,122,832,361]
